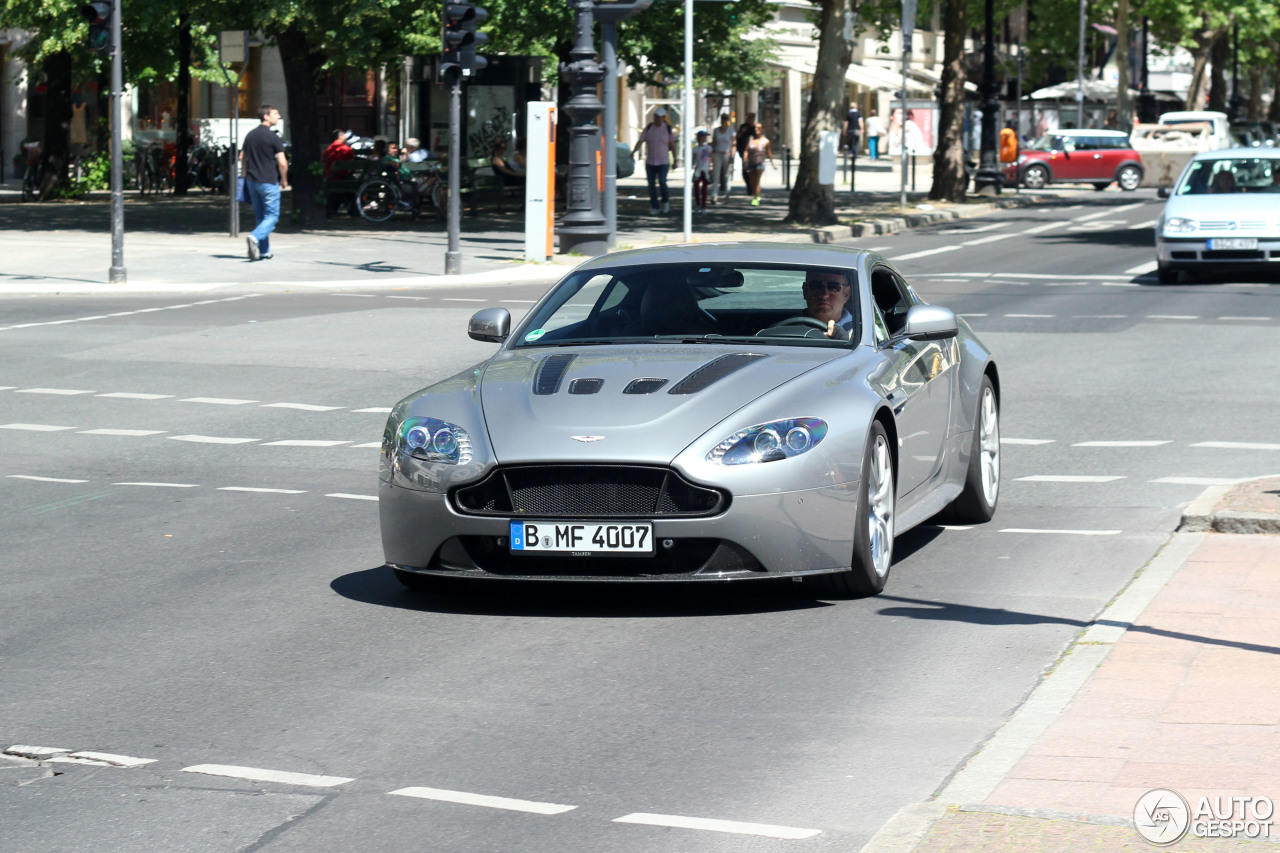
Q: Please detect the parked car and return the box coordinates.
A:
[1154,148,1280,283]
[1005,129,1144,191]
[379,243,1000,599]
[1158,110,1233,150]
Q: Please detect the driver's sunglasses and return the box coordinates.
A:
[804,280,845,293]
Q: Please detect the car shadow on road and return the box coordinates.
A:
[331,565,833,617]
[873,594,1280,656]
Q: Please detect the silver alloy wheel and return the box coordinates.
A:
[1022,164,1048,189]
[1118,165,1141,191]
[978,387,1000,506]
[867,433,895,578]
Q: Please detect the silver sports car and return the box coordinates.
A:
[380,243,1000,597]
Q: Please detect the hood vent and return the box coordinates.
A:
[534,354,576,395]
[568,378,604,395]
[623,378,668,395]
[669,353,769,395]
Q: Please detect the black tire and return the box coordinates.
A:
[1092,182,1110,191]
[1021,164,1049,190]
[939,376,1000,524]
[1156,265,1178,285]
[810,420,895,598]
[1117,164,1142,191]
[358,178,398,223]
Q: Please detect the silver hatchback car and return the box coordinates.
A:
[1156,148,1280,283]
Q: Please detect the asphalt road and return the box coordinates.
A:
[3,189,1279,852]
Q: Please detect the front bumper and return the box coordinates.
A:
[380,479,860,582]
[1157,236,1280,267]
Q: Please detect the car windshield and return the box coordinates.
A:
[1176,158,1280,194]
[512,263,861,348]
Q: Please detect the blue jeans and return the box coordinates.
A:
[868,137,880,159]
[246,180,280,255]
[646,163,669,208]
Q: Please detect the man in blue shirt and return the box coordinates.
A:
[240,104,289,260]
[803,270,855,339]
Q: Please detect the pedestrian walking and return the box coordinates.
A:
[864,108,884,160]
[735,112,756,188]
[240,104,289,260]
[632,107,677,215]
[743,122,774,206]
[691,130,712,213]
[844,102,863,159]
[710,113,736,203]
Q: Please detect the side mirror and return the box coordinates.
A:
[1157,186,1170,199]
[468,307,511,343]
[904,304,958,341]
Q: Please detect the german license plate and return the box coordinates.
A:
[509,520,653,554]
[1208,238,1258,250]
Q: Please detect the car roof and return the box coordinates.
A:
[570,242,879,273]
[1190,147,1280,161]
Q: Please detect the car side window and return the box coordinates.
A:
[871,267,912,337]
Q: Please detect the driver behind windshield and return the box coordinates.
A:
[802,270,855,339]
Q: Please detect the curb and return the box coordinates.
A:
[1178,475,1280,534]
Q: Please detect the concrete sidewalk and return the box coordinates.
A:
[0,156,1070,294]
[864,479,1280,852]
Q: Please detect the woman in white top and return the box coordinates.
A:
[710,114,736,203]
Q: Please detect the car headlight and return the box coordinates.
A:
[707,417,828,465]
[1165,217,1198,233]
[391,417,473,465]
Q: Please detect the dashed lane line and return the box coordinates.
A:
[49,752,157,768]
[1015,475,1126,483]
[326,493,379,501]
[261,439,352,447]
[218,487,308,494]
[389,787,577,815]
[1146,314,1199,320]
[1000,528,1122,536]
[7,475,88,483]
[167,435,259,445]
[1192,441,1280,451]
[1152,477,1242,485]
[1073,203,1144,222]
[1072,440,1171,447]
[1219,316,1270,321]
[262,402,345,411]
[890,245,963,261]
[612,813,821,840]
[78,428,166,436]
[1001,438,1055,445]
[0,294,262,333]
[14,388,94,395]
[0,423,76,431]
[962,233,1019,247]
[1003,314,1054,318]
[112,482,200,488]
[181,764,354,788]
[96,392,173,399]
[179,397,258,406]
[1021,220,1066,235]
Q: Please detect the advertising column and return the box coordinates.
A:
[525,102,557,262]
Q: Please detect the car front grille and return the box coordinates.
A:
[452,465,728,518]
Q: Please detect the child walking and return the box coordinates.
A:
[691,130,712,213]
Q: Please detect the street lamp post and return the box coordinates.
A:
[1229,20,1244,121]
[973,0,1001,194]
[1137,16,1157,124]
[558,0,609,256]
[596,0,652,249]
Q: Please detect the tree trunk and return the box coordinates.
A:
[175,17,192,195]
[277,24,328,229]
[928,0,967,202]
[1269,53,1280,122]
[1114,0,1130,132]
[1247,65,1262,121]
[1183,17,1215,111]
[1207,29,1228,112]
[786,0,855,225]
[39,51,74,200]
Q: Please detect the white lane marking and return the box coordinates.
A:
[1003,314,1054,318]
[113,482,199,488]
[1001,438,1055,445]
[1000,528,1121,535]
[1124,261,1157,275]
[16,388,94,396]
[219,487,308,494]
[1072,314,1126,318]
[992,273,1133,281]
[959,313,989,317]
[386,295,433,301]
[261,440,352,447]
[938,223,1006,234]
[50,751,156,768]
[0,386,15,391]
[389,786,577,815]
[1129,219,1158,229]
[333,293,379,298]
[352,442,382,448]
[892,245,963,261]
[1021,220,1066,235]
[612,813,821,840]
[1146,314,1198,320]
[0,296,262,332]
[181,764,354,788]
[1061,204,1084,211]
[1193,441,1280,451]
[441,298,487,302]
[97,392,174,399]
[325,493,378,501]
[1219,316,1269,321]
[168,435,258,445]
[1045,281,1090,286]
[1016,475,1126,483]
[1072,440,1171,447]
[261,403,344,412]
[1152,477,1243,485]
[963,233,1018,247]
[502,299,538,304]
[8,475,89,483]
[179,397,258,405]
[4,745,72,759]
[1,423,77,431]
[1074,203,1142,221]
[1100,281,1140,287]
[353,407,393,413]
[78,429,166,436]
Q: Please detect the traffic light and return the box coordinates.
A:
[440,2,488,83]
[81,1,113,60]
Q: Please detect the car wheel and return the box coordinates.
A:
[939,377,1000,524]
[811,420,895,598]
[1021,164,1049,190]
[1156,265,1178,285]
[1117,165,1142,192]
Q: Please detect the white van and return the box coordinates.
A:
[1156,111,1232,150]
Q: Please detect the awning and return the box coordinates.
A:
[769,56,932,94]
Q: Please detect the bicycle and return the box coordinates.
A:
[356,163,446,223]
[21,161,41,202]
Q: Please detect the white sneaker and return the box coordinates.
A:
[649,207,660,216]
[246,235,260,260]
[661,202,670,214]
